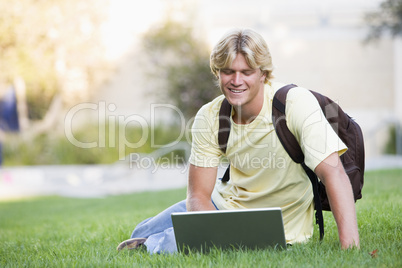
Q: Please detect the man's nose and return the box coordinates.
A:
[232,72,243,86]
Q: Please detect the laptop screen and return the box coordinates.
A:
[171,207,287,253]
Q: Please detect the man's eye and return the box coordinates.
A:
[221,70,233,75]
[243,70,254,76]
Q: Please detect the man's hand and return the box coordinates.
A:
[186,164,218,211]
[315,152,360,249]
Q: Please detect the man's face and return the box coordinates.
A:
[219,53,266,111]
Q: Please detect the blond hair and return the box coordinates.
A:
[210,28,274,84]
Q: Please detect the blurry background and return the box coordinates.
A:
[0,0,401,198]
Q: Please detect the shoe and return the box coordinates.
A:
[116,237,147,251]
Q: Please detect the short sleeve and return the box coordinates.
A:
[285,88,347,171]
[189,101,223,167]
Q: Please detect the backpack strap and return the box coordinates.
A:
[301,163,325,241]
[218,98,232,154]
[272,84,324,240]
[218,98,232,183]
[272,84,303,163]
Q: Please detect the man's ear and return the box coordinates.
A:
[260,71,267,83]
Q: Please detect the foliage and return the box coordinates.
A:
[142,20,220,120]
[0,0,110,120]
[2,124,189,166]
[0,169,401,267]
[364,0,402,42]
[384,126,397,154]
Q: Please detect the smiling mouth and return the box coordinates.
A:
[229,88,246,93]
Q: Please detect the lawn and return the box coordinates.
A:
[0,169,401,267]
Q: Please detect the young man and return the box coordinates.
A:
[117,28,360,254]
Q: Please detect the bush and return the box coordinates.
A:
[384,125,397,155]
[2,123,189,166]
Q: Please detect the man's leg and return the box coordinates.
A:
[117,199,187,254]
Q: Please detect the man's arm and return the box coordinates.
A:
[314,152,360,249]
[186,164,218,211]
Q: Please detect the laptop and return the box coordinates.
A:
[171,207,287,253]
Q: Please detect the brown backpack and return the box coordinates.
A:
[218,84,365,240]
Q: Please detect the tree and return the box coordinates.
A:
[365,0,402,42]
[0,0,110,137]
[365,0,402,156]
[142,20,220,120]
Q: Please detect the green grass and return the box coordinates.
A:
[0,169,401,267]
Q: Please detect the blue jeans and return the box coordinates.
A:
[130,200,187,254]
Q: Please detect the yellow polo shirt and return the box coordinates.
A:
[189,81,347,244]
